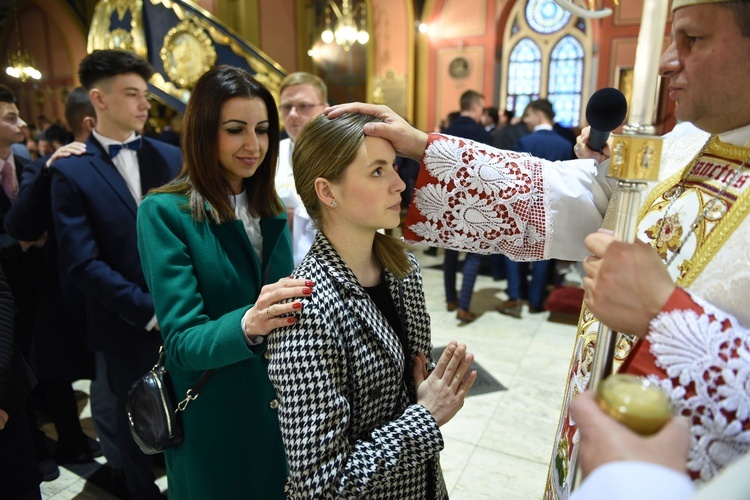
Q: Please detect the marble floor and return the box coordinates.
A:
[40,247,580,499]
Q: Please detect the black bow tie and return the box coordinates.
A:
[109,137,143,158]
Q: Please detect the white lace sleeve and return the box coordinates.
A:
[403,134,610,261]
[647,290,750,483]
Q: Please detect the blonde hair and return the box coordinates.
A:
[293,113,412,278]
[279,72,327,103]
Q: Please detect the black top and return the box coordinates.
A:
[364,278,411,393]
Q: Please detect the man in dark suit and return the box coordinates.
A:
[50,50,181,500]
[492,107,531,150]
[498,99,575,319]
[0,85,34,340]
[0,261,43,499]
[441,90,494,324]
[6,88,107,472]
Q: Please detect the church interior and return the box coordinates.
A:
[0,0,685,498]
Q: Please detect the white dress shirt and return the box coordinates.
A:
[93,129,143,204]
[233,191,265,346]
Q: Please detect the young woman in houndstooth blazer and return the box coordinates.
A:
[267,113,477,499]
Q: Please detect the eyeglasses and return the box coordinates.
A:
[279,103,323,115]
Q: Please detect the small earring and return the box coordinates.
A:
[330,200,337,208]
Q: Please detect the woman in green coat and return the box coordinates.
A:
[137,66,313,499]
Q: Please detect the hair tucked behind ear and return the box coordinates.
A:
[293,113,412,278]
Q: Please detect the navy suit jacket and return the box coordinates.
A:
[516,129,575,162]
[5,155,53,241]
[0,154,29,258]
[444,116,494,146]
[6,155,94,379]
[50,135,181,353]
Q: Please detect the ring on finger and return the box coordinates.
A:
[266,306,276,318]
[454,374,461,383]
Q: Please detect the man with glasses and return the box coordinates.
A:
[275,72,329,265]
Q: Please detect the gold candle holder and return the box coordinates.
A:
[596,374,673,435]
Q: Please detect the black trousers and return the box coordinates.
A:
[101,349,162,500]
[0,395,42,499]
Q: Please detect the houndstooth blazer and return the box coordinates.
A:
[267,233,448,499]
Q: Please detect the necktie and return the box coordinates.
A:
[1,161,16,201]
[109,137,143,158]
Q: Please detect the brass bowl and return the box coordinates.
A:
[596,374,673,435]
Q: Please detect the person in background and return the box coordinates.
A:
[274,72,329,266]
[156,114,181,147]
[5,87,103,480]
[138,65,313,499]
[497,99,574,318]
[492,106,530,150]
[268,112,476,498]
[481,106,499,134]
[10,117,31,161]
[38,125,69,153]
[0,261,43,499]
[441,90,493,324]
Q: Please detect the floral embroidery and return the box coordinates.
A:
[648,296,750,483]
[407,135,549,260]
[645,213,684,259]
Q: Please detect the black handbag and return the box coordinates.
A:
[126,347,214,454]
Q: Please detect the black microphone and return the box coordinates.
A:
[585,87,628,153]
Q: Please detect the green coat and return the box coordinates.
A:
[137,192,294,499]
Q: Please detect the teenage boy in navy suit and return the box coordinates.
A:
[50,50,181,500]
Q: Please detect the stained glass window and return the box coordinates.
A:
[526,0,571,34]
[548,35,584,126]
[508,38,541,118]
[504,0,589,126]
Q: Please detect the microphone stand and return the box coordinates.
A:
[570,0,669,491]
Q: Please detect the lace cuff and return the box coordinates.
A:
[403,133,550,260]
[646,288,750,482]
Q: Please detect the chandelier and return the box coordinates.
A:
[320,0,369,52]
[5,7,41,82]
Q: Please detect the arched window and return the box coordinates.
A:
[507,38,542,118]
[549,35,585,127]
[502,0,591,127]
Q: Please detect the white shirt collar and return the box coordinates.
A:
[533,124,554,132]
[92,129,139,149]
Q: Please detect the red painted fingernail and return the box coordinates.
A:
[287,318,295,324]
[292,302,302,309]
[305,280,314,287]
[302,287,312,295]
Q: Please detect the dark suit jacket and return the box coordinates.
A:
[0,154,43,358]
[50,136,181,353]
[443,116,493,145]
[492,122,531,151]
[516,129,576,162]
[5,156,92,379]
[0,154,29,258]
[0,260,42,498]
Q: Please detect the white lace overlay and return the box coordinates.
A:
[409,136,551,260]
[647,293,750,483]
